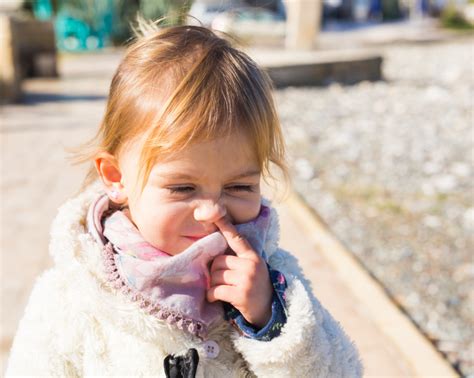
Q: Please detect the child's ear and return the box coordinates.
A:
[95,152,127,204]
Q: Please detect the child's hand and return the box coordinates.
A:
[206,217,273,329]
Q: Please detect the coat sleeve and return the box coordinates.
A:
[230,248,363,377]
[5,269,81,377]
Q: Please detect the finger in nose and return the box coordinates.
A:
[194,202,226,223]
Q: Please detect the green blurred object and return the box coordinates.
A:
[109,0,140,45]
[381,0,402,20]
[29,0,194,51]
[139,0,193,26]
[441,4,474,28]
[56,0,113,51]
[33,0,54,20]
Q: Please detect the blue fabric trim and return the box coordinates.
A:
[224,264,288,341]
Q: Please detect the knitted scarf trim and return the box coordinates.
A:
[102,242,208,339]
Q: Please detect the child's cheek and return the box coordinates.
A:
[229,197,262,224]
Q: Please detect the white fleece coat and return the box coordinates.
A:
[6,182,363,377]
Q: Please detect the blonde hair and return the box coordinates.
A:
[73,19,290,199]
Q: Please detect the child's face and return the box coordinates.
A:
[119,132,262,255]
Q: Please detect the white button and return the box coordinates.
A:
[203,340,220,359]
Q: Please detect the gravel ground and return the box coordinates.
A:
[275,38,474,377]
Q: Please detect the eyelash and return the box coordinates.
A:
[168,187,194,194]
[228,185,253,193]
[168,185,254,194]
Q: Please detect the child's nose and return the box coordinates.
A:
[194,201,227,224]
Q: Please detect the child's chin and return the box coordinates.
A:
[165,236,209,255]
[174,237,199,252]
[145,240,179,257]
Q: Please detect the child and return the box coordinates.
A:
[6,22,362,377]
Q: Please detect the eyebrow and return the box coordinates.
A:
[159,169,261,181]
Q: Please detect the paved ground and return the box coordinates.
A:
[277,37,473,376]
[0,54,112,372]
[0,36,460,376]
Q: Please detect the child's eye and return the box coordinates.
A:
[168,186,195,194]
[227,185,253,192]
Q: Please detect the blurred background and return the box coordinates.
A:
[1,0,472,376]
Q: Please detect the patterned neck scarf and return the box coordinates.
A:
[87,194,272,340]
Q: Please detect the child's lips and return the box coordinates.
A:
[185,235,207,241]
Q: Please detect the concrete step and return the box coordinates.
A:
[246,47,383,87]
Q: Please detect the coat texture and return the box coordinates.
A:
[6,182,363,377]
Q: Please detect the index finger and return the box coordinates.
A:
[214,217,258,260]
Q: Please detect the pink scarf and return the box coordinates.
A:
[87,194,272,340]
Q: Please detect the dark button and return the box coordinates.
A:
[164,348,199,378]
